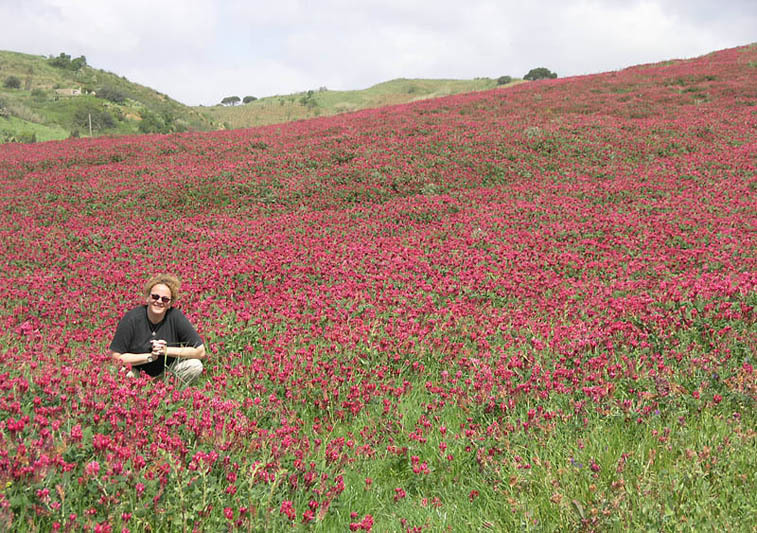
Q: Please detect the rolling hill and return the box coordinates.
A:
[0,50,217,143]
[1,49,521,143]
[198,76,522,129]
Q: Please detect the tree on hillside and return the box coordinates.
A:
[300,90,317,109]
[496,75,513,85]
[3,76,21,89]
[48,53,87,70]
[73,104,115,132]
[97,86,127,104]
[524,67,557,81]
[136,110,182,134]
[138,111,167,134]
[243,96,257,104]
[48,53,71,68]
[221,96,241,106]
[71,56,87,70]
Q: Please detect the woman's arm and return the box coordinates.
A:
[166,344,206,360]
[111,350,155,366]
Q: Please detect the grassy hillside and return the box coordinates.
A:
[0,50,216,143]
[1,50,520,142]
[199,77,521,129]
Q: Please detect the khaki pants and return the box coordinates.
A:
[126,359,204,385]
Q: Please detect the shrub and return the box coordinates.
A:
[16,130,36,143]
[3,76,21,89]
[243,96,257,104]
[97,86,127,104]
[138,111,167,134]
[497,75,513,86]
[73,105,115,131]
[173,119,189,133]
[524,67,557,81]
[48,53,87,70]
[71,56,87,70]
[300,90,317,109]
[2,130,36,143]
[3,101,42,122]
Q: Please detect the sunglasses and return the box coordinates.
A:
[150,293,172,303]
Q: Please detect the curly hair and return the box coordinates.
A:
[143,273,181,302]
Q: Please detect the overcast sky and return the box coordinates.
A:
[1,0,755,106]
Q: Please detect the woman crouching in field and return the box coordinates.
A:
[109,273,206,385]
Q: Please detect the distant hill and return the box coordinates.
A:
[0,50,217,143]
[0,49,522,143]
[198,77,523,129]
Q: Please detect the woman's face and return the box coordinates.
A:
[146,283,172,319]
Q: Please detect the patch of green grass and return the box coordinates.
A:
[200,78,523,129]
[0,114,69,142]
[243,365,755,532]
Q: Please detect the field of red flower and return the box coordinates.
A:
[1,44,755,531]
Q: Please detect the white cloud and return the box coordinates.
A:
[1,0,755,105]
[1,0,216,57]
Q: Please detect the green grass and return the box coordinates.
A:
[186,308,756,531]
[254,376,755,532]
[0,114,69,142]
[200,78,522,129]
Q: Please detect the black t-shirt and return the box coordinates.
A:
[109,305,203,377]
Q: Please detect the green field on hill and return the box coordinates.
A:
[199,77,522,129]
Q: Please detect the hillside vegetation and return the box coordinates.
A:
[0,50,216,143]
[201,77,521,129]
[1,49,522,143]
[0,44,755,531]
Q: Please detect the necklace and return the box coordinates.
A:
[146,307,163,336]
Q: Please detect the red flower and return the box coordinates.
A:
[280,500,296,521]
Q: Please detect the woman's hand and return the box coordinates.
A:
[151,340,167,358]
